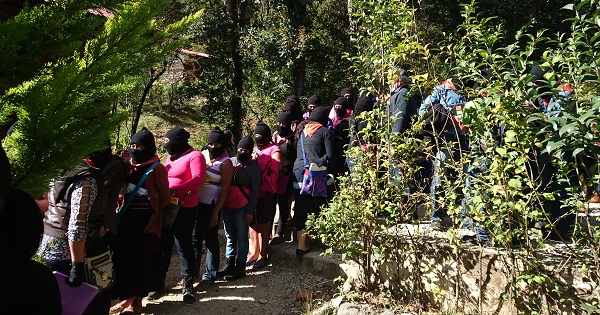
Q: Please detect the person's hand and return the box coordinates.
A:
[209,211,219,227]
[245,213,254,224]
[66,262,85,287]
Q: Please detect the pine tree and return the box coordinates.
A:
[0,0,201,197]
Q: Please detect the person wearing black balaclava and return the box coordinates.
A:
[302,94,322,120]
[194,128,233,292]
[332,97,351,179]
[149,126,206,303]
[292,106,334,256]
[111,128,170,314]
[246,122,281,270]
[221,136,262,281]
[329,87,355,119]
[297,94,333,144]
[269,112,297,245]
[284,95,303,123]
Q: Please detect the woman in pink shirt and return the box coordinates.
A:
[151,126,206,304]
[246,122,280,270]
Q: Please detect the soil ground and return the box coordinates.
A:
[113,231,338,315]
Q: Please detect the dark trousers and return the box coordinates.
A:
[193,202,220,281]
[159,206,197,280]
[293,189,326,231]
[272,192,291,236]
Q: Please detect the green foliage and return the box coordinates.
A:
[0,0,201,196]
[181,0,353,137]
[310,0,600,312]
[308,108,426,292]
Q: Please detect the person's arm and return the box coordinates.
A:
[419,95,432,115]
[209,159,233,227]
[272,150,282,171]
[66,177,97,287]
[419,85,443,115]
[67,178,97,263]
[323,129,335,172]
[246,163,262,221]
[395,89,409,132]
[146,165,171,213]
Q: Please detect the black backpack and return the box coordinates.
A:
[420,102,454,135]
[52,157,128,242]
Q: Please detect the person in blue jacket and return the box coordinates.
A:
[419,77,469,226]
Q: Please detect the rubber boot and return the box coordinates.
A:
[182,276,195,304]
[217,258,235,278]
[224,260,246,281]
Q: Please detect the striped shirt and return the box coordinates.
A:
[199,150,230,205]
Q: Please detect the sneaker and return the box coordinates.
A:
[295,248,311,257]
[182,276,195,304]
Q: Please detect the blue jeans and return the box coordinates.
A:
[193,202,220,281]
[222,205,249,262]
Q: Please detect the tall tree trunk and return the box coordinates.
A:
[229,0,248,141]
[293,57,306,97]
[131,65,166,137]
[287,0,307,97]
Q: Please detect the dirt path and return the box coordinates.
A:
[131,241,338,314]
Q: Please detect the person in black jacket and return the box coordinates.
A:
[292,106,334,256]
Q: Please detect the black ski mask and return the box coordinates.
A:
[276,112,293,137]
[307,95,322,113]
[129,128,156,163]
[254,122,272,148]
[207,129,227,160]
[237,136,254,164]
[208,146,225,160]
[334,97,348,118]
[164,126,191,156]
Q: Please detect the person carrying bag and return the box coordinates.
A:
[291,106,334,257]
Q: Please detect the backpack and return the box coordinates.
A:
[97,156,129,234]
[421,102,454,135]
[50,157,128,243]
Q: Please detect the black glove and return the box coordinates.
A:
[66,262,85,287]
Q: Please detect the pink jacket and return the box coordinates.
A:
[254,144,280,196]
[163,149,206,208]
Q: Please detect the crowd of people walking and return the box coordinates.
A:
[0,64,589,313]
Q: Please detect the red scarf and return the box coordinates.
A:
[303,121,322,137]
[131,156,161,172]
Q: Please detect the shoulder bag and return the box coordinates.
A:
[299,133,328,198]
